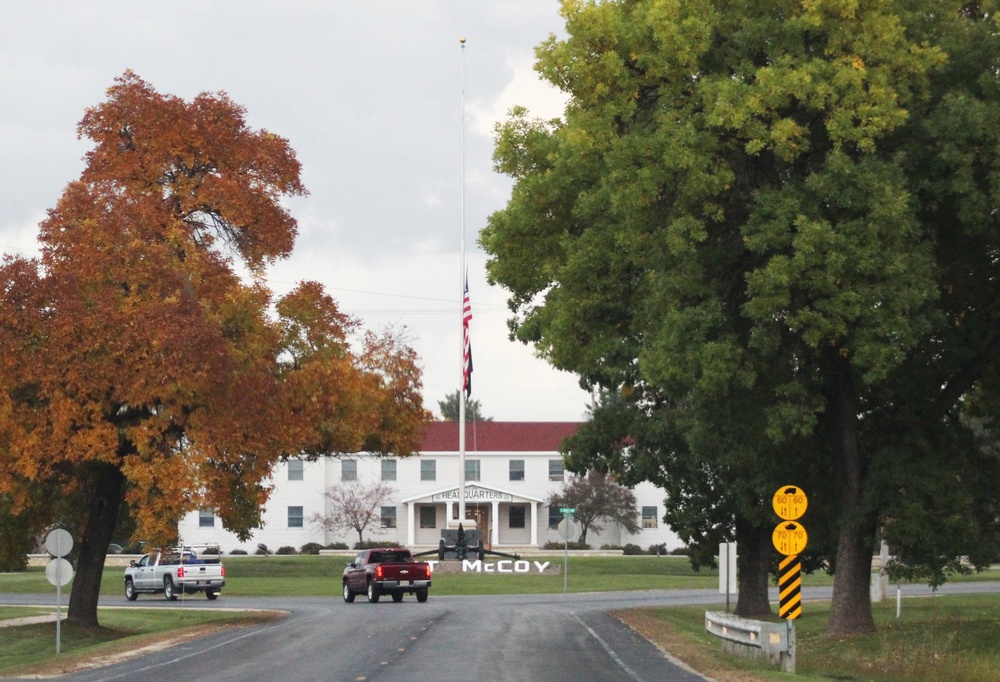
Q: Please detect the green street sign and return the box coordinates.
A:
[560,507,576,514]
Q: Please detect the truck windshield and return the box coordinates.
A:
[372,553,406,563]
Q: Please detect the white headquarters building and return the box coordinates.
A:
[178,422,680,553]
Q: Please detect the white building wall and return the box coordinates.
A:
[178,449,681,554]
[179,457,329,553]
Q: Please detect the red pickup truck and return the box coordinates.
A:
[342,548,432,603]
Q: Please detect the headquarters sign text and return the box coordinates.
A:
[431,487,513,502]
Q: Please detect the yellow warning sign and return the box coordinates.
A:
[772,521,808,556]
[772,486,808,521]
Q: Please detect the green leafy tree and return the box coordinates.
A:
[548,470,640,544]
[0,496,35,572]
[437,390,492,422]
[563,388,828,618]
[483,1,1000,635]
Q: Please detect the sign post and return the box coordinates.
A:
[560,507,575,593]
[44,528,74,655]
[771,485,808,674]
[719,542,737,612]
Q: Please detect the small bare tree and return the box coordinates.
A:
[310,481,396,545]
[548,470,640,544]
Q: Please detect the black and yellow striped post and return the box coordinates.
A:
[778,554,802,619]
[772,485,808,674]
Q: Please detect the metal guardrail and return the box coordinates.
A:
[705,611,795,673]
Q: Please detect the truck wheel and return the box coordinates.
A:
[125,579,138,601]
[343,582,355,603]
[164,576,178,601]
[366,580,380,603]
[416,589,428,603]
[391,591,404,603]
[205,589,219,600]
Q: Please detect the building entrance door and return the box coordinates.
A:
[466,505,490,549]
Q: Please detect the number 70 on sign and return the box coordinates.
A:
[772,521,808,555]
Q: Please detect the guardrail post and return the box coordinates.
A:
[780,618,795,674]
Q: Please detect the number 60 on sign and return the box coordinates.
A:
[772,486,808,521]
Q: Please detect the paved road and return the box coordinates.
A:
[4,582,999,681]
[1,589,723,682]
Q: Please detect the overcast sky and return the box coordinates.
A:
[0,2,592,422]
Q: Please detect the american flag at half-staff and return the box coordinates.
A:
[463,277,473,397]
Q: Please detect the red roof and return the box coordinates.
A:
[420,421,580,453]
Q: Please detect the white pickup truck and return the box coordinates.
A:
[124,549,225,601]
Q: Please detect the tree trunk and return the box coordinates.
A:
[734,518,773,618]
[68,462,125,627]
[829,514,877,635]
[825,352,876,636]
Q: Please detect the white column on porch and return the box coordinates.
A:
[491,500,500,546]
[407,503,415,546]
[530,502,538,547]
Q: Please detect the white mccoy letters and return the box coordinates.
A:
[421,560,551,574]
[462,560,550,574]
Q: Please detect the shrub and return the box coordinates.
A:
[0,499,33,571]
[324,542,349,550]
[230,549,248,555]
[669,546,690,556]
[254,543,271,556]
[201,546,221,555]
[622,543,644,555]
[648,543,667,556]
[275,546,297,555]
[543,541,591,550]
[354,540,401,550]
[299,542,324,555]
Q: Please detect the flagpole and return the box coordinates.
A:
[458,36,467,528]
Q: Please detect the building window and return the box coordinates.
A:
[198,510,215,528]
[420,506,436,529]
[381,459,397,482]
[421,459,436,481]
[548,506,562,529]
[509,505,526,529]
[287,459,304,481]
[548,459,565,481]
[465,459,480,482]
[509,459,525,482]
[642,506,658,529]
[342,459,357,481]
[381,506,397,529]
[288,506,304,528]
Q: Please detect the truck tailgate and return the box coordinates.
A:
[177,564,224,581]
[379,563,431,581]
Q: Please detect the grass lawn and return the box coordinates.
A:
[225,554,728,596]
[1,554,724,597]
[617,593,1000,682]
[0,605,48,620]
[11,554,1000,597]
[3,554,999,598]
[0,607,281,677]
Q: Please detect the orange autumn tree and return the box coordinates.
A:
[0,72,429,627]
